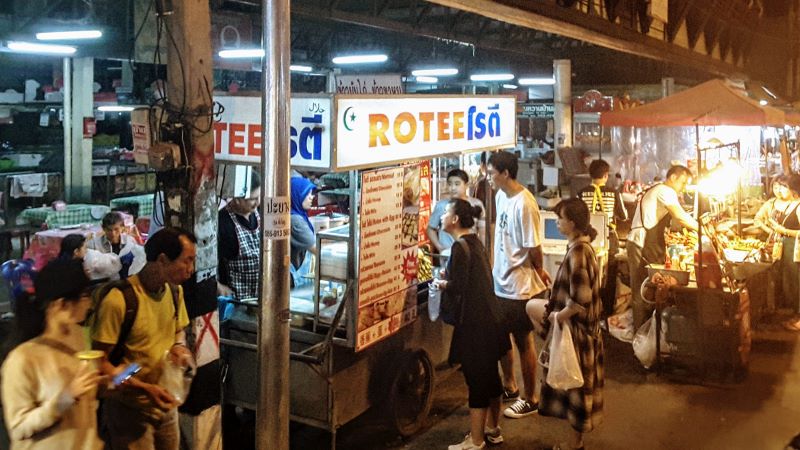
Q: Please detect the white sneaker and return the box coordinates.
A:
[448,433,486,450]
[484,426,503,445]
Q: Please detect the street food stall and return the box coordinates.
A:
[599,79,800,376]
[214,93,516,447]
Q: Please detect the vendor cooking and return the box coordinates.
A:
[218,170,262,300]
[627,165,699,330]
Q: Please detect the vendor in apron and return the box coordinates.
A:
[627,165,698,330]
[218,171,262,300]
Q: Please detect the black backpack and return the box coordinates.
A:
[88,279,179,365]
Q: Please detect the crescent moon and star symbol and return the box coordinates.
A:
[342,106,357,131]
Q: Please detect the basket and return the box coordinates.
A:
[646,264,690,286]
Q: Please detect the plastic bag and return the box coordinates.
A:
[158,349,196,405]
[632,315,657,369]
[427,284,441,321]
[608,309,635,343]
[545,320,584,390]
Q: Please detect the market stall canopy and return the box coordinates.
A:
[599,79,787,127]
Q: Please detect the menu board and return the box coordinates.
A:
[417,160,432,245]
[356,166,420,351]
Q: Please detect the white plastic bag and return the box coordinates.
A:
[632,315,657,369]
[608,309,635,343]
[427,285,441,321]
[546,320,584,390]
[158,350,196,405]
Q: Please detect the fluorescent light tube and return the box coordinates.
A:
[470,73,514,82]
[415,76,438,83]
[503,84,518,89]
[98,105,135,112]
[218,48,264,59]
[36,30,102,40]
[332,54,388,65]
[412,68,458,77]
[518,77,555,85]
[6,41,76,55]
[290,64,313,73]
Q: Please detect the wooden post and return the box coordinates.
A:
[165,0,221,448]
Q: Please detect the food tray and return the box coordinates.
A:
[646,263,690,286]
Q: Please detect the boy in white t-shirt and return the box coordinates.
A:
[487,151,551,420]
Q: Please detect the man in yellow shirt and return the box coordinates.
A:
[91,227,196,450]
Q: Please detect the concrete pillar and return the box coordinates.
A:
[166,0,221,448]
[553,59,572,178]
[68,57,93,202]
[662,77,675,97]
[553,59,572,155]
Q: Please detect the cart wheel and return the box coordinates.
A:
[388,349,434,437]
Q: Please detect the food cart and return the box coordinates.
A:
[598,79,800,377]
[215,94,516,448]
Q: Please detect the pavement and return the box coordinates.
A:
[291,321,800,450]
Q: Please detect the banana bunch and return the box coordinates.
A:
[418,248,433,282]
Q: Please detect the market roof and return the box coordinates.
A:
[599,79,789,128]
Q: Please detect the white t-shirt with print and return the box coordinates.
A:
[493,188,546,300]
[627,183,681,249]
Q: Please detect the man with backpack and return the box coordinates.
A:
[90,227,196,450]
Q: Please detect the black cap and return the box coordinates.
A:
[34,259,90,303]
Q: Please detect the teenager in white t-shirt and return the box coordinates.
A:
[627,165,697,329]
[487,151,551,419]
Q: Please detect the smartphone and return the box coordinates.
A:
[112,363,142,386]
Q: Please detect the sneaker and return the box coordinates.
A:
[448,433,486,450]
[503,399,538,418]
[501,388,519,403]
[484,426,504,445]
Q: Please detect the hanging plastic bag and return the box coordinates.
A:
[633,312,658,368]
[545,320,584,390]
[158,349,196,405]
[427,284,441,322]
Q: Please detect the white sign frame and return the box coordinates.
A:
[333,95,517,171]
[213,93,333,170]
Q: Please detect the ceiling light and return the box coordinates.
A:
[503,84,518,89]
[470,73,514,82]
[218,48,264,59]
[416,76,438,83]
[518,77,555,85]
[5,41,76,55]
[332,54,388,65]
[412,68,458,77]
[36,30,102,41]
[759,99,768,106]
[290,64,313,73]
[97,105,135,112]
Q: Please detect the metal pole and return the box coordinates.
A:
[258,0,291,448]
[696,123,702,287]
[63,57,72,201]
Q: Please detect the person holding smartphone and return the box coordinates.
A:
[2,259,106,449]
[90,228,195,450]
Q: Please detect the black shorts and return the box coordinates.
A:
[497,297,534,336]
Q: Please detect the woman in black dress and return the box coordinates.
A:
[435,198,510,450]
[526,198,604,450]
